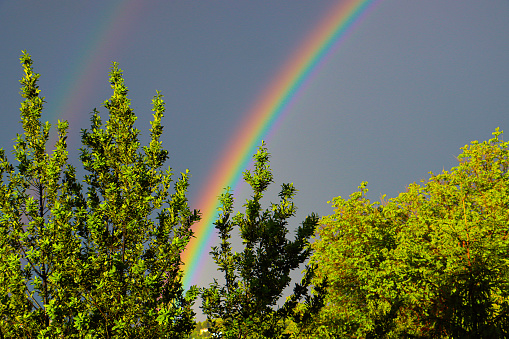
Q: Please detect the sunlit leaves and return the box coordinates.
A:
[0,53,199,337]
[311,129,509,338]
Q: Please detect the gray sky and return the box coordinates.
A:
[1,0,509,319]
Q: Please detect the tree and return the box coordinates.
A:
[310,183,402,338]
[311,129,509,338]
[187,320,212,338]
[0,52,200,337]
[201,143,326,338]
[0,51,82,337]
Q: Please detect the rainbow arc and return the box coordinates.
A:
[36,0,381,290]
[182,0,380,289]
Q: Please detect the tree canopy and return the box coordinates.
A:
[311,128,509,338]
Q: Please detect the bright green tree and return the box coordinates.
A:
[201,143,326,339]
[0,52,200,338]
[187,320,212,338]
[311,129,509,338]
[310,183,402,338]
[0,51,83,337]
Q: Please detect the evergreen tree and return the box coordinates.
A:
[201,143,326,338]
[0,52,199,338]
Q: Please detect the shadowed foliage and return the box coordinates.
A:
[201,143,327,338]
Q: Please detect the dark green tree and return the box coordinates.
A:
[0,52,199,338]
[201,143,326,338]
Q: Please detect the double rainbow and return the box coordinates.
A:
[38,0,380,290]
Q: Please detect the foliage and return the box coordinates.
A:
[187,320,212,338]
[0,52,200,338]
[311,129,509,338]
[201,143,327,338]
[5,52,509,339]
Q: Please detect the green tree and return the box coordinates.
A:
[201,143,326,339]
[0,52,200,338]
[187,320,212,338]
[311,129,509,338]
[0,51,82,338]
[310,183,402,338]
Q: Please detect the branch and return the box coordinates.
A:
[25,289,42,310]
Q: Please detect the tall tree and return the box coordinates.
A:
[311,129,509,338]
[0,52,200,338]
[201,143,326,339]
[0,51,83,337]
[76,61,200,338]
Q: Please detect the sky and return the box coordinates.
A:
[1,0,509,319]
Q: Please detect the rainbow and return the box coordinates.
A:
[38,0,380,290]
[46,0,143,144]
[182,0,381,289]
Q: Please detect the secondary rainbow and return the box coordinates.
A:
[182,0,381,289]
[46,0,142,147]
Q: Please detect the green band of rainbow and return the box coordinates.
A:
[182,0,380,289]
